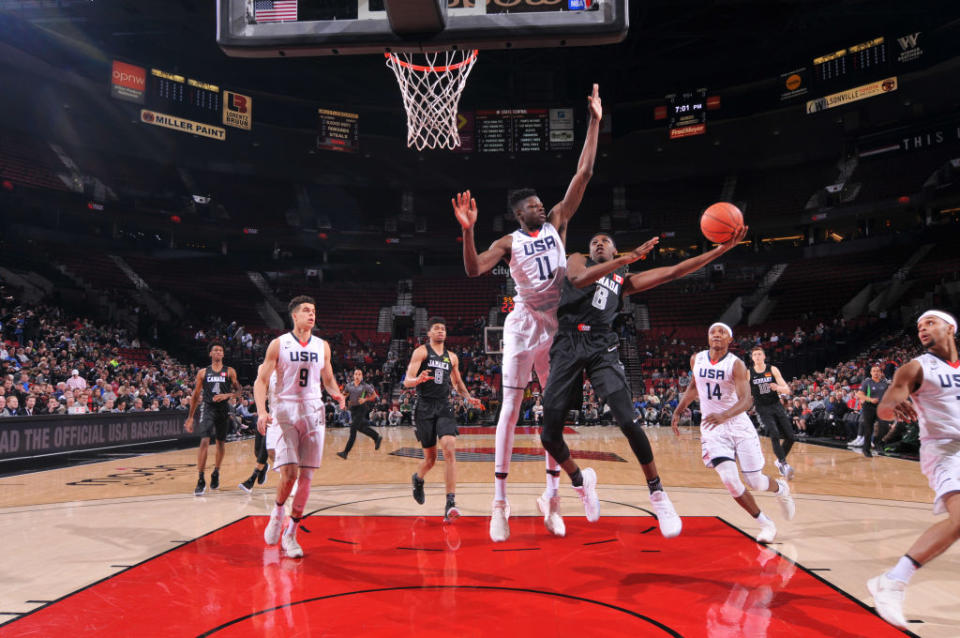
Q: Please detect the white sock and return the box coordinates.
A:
[545,473,559,498]
[756,512,773,526]
[284,517,298,537]
[494,477,507,502]
[274,503,285,517]
[886,555,918,584]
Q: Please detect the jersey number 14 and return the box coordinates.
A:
[704,382,723,400]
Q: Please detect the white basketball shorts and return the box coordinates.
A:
[501,304,557,389]
[701,415,765,473]
[272,398,326,470]
[920,438,960,515]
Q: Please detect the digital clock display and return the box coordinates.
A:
[499,295,515,314]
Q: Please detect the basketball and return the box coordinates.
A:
[700,202,744,243]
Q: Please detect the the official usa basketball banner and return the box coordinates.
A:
[223,90,253,130]
[0,412,194,461]
[140,109,227,141]
[110,60,146,104]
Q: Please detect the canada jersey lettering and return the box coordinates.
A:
[417,346,453,402]
[557,257,624,328]
[750,365,779,406]
[202,365,229,410]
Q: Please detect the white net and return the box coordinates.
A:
[385,49,478,151]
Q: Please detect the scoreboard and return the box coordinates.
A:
[469,108,575,153]
[148,68,222,124]
[813,37,887,89]
[666,89,707,139]
[317,108,360,153]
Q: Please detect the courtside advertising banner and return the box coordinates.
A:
[110,60,146,104]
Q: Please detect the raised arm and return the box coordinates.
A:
[770,365,792,395]
[878,360,922,422]
[702,359,754,429]
[548,84,602,244]
[623,226,747,295]
[453,190,512,277]
[449,352,483,409]
[565,237,660,288]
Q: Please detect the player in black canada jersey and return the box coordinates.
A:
[403,317,483,522]
[749,346,795,478]
[184,342,241,496]
[539,226,746,535]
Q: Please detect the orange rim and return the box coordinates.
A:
[384,49,478,73]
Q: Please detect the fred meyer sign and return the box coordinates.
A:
[140,109,226,141]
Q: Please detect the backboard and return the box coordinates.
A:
[217,0,628,57]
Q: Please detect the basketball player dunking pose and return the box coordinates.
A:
[455,84,602,542]
[749,347,795,479]
[404,317,483,522]
[184,342,241,496]
[868,310,960,629]
[672,322,796,543]
[538,230,745,534]
[255,296,345,558]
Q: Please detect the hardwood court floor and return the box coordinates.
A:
[0,425,956,637]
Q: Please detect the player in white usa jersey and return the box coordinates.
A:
[255,295,345,558]
[454,84,602,542]
[672,323,796,544]
[868,310,960,630]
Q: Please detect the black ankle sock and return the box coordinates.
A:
[647,476,663,494]
[248,471,259,481]
[198,472,204,479]
[570,469,583,487]
[446,493,456,504]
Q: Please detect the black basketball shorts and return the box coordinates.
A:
[198,404,230,442]
[413,399,458,449]
[542,330,629,413]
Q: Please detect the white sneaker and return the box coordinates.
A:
[573,467,600,522]
[281,530,303,558]
[649,490,682,538]
[867,574,908,629]
[848,436,863,448]
[537,492,566,537]
[756,519,777,544]
[775,479,796,520]
[264,507,284,546]
[489,500,510,542]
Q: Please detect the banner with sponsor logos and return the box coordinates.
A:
[779,67,809,101]
[895,31,923,65]
[0,411,194,461]
[222,90,253,130]
[805,77,898,114]
[111,60,146,104]
[140,109,226,141]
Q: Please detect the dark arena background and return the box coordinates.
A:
[0,1,959,636]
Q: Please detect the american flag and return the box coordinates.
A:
[253,0,297,23]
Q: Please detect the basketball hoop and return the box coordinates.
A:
[385,49,478,151]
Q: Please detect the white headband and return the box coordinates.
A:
[708,322,733,338]
[918,310,957,331]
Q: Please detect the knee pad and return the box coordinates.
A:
[540,409,570,464]
[742,471,769,492]
[619,418,654,465]
[714,461,745,498]
[291,468,314,514]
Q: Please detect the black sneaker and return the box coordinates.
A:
[412,473,425,505]
[210,469,220,490]
[257,468,267,485]
[863,445,873,458]
[375,435,382,451]
[444,500,460,523]
[336,451,348,460]
[194,476,206,496]
[239,477,255,494]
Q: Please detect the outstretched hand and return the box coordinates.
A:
[452,190,478,231]
[623,236,660,264]
[718,225,748,252]
[587,83,602,121]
